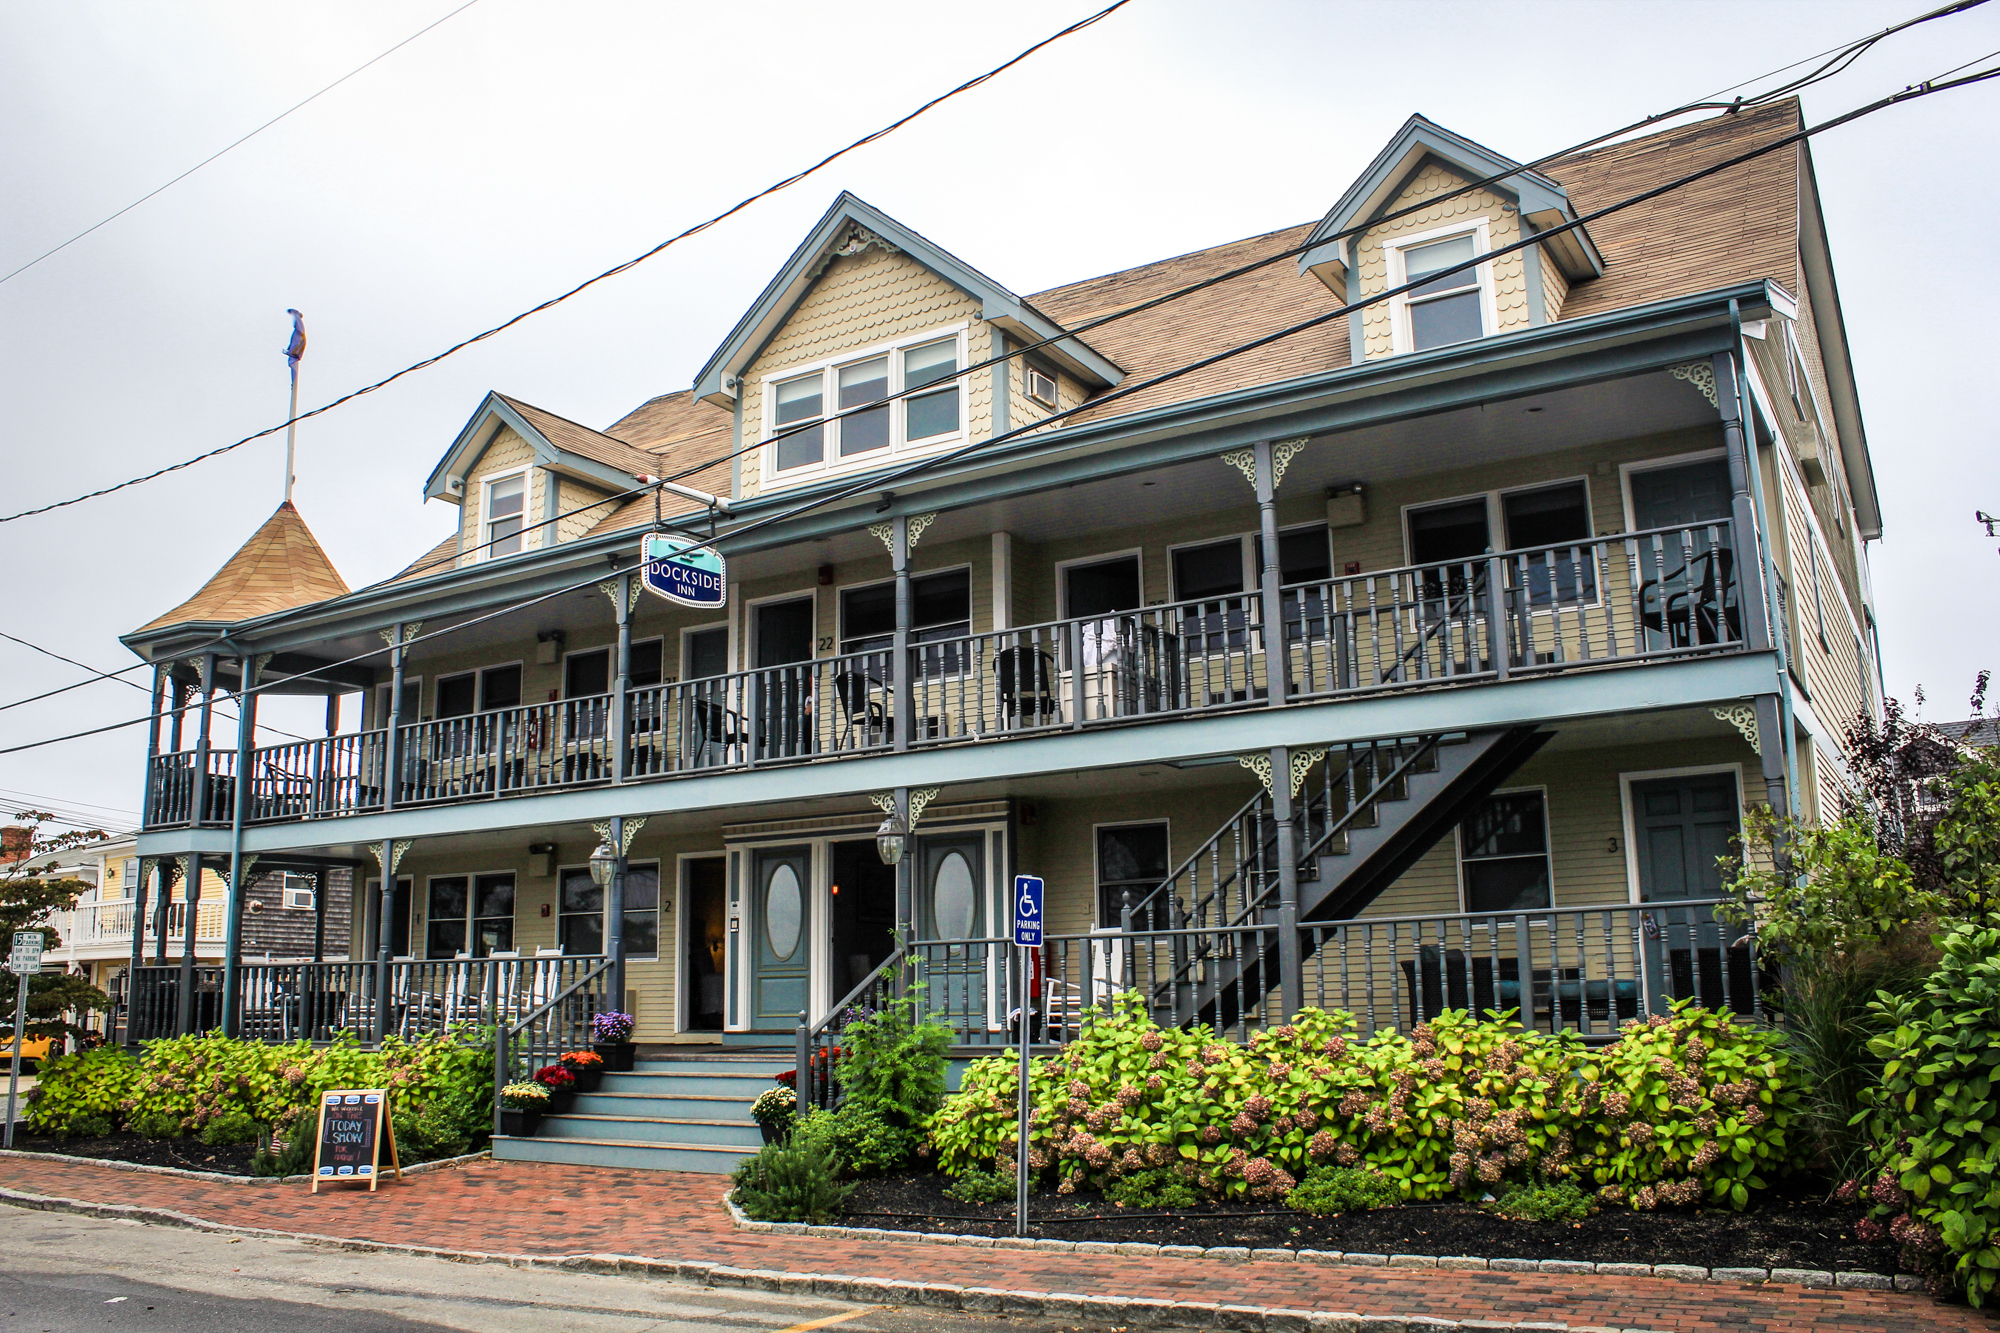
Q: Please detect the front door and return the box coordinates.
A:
[1632,770,1744,1012]
[751,846,812,1027]
[1630,458,1736,648]
[754,598,815,758]
[683,857,728,1032]
[916,834,987,1030]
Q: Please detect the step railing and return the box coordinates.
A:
[492,957,612,1134]
[796,947,905,1112]
[127,965,225,1042]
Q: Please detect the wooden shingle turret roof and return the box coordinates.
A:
[135,501,350,634]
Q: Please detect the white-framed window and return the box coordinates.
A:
[1456,788,1552,914]
[1403,479,1598,604]
[558,859,661,958]
[1387,220,1495,354]
[1025,359,1058,408]
[480,468,530,558]
[763,326,968,483]
[1094,821,1169,928]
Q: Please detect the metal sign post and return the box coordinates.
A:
[6,931,45,1150]
[1011,875,1043,1239]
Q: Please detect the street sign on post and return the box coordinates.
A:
[1011,875,1044,1236]
[5,931,42,1149]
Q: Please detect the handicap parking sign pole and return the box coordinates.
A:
[6,931,43,1150]
[1011,875,1043,1238]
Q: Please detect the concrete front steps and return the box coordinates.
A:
[492,1050,784,1173]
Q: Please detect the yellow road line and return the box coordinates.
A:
[767,1308,874,1333]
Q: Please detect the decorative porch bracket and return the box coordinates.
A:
[590,816,647,854]
[1712,704,1760,754]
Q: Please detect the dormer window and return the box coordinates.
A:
[764,326,968,482]
[482,471,527,557]
[1390,223,1493,353]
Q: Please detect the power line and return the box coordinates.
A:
[0,658,150,713]
[0,1,483,288]
[3,51,1993,762]
[0,629,308,742]
[0,0,1131,527]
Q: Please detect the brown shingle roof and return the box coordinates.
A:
[586,391,734,537]
[136,502,350,633]
[495,394,661,479]
[384,532,462,585]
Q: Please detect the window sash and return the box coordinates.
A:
[767,331,964,477]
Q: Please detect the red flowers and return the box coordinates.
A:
[533,1064,576,1091]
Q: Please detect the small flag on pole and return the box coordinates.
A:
[284,308,307,373]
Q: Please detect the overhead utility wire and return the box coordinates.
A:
[0,629,308,742]
[0,0,484,288]
[0,0,1130,527]
[372,0,1986,590]
[5,54,1994,760]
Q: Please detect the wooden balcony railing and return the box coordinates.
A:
[143,520,1746,830]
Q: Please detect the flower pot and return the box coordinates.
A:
[759,1119,790,1145]
[593,1040,636,1072]
[544,1088,576,1115]
[565,1065,603,1094]
[499,1108,542,1137]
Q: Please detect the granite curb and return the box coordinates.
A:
[0,1183,1688,1332]
[721,1192,1917,1294]
[0,1146,489,1186]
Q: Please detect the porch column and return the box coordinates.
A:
[177,654,218,1035]
[604,815,627,1010]
[125,857,150,1047]
[221,655,259,1037]
[893,786,913,1001]
[612,572,633,784]
[312,861,328,962]
[155,859,178,965]
[168,672,188,752]
[1753,694,1790,820]
[375,838,397,1044]
[1711,351,1772,653]
[892,519,912,752]
[1253,440,1291,708]
[383,624,408,812]
[1269,745,1305,1016]
[142,665,165,828]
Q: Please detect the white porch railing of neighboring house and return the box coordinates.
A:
[50,899,228,950]
[144,519,1747,829]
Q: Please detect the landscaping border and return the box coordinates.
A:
[721,1193,1915,1294]
[0,1183,1678,1333]
[0,1147,489,1186]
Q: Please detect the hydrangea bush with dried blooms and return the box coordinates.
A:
[929,992,1796,1208]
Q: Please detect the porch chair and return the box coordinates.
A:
[831,669,889,748]
[992,646,1059,728]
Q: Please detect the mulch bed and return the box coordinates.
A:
[844,1169,1905,1275]
[10,1132,262,1177]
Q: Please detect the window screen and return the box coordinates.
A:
[629,639,664,688]
[1459,793,1552,913]
[1172,539,1245,601]
[1402,234,1483,350]
[684,627,728,679]
[837,356,890,457]
[1409,498,1490,565]
[1501,483,1591,549]
[1097,823,1169,927]
[903,338,960,440]
[773,373,824,471]
[1063,556,1142,618]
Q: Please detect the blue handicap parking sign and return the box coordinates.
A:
[1013,875,1044,948]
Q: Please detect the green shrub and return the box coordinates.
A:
[1105,1167,1200,1210]
[1489,1180,1595,1222]
[251,1128,314,1178]
[731,1139,852,1224]
[833,996,952,1131]
[943,1163,1017,1204]
[1856,922,2000,1307]
[23,1046,138,1137]
[790,1105,919,1177]
[66,1115,114,1139]
[129,1110,183,1139]
[1287,1166,1402,1216]
[197,1110,258,1146]
[391,1096,484,1164]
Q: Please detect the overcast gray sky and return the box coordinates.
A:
[2,0,1996,832]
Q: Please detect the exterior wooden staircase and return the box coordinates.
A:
[492,1049,779,1173]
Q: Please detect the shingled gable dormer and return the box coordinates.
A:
[1298,115,1604,362]
[692,193,1121,500]
[422,392,660,567]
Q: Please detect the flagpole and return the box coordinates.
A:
[284,364,299,505]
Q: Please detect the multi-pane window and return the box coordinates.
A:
[427,873,514,957]
[684,626,728,679]
[1458,792,1552,913]
[839,569,971,655]
[558,861,660,957]
[1398,232,1484,351]
[769,332,964,475]
[1406,482,1595,603]
[484,473,527,556]
[1097,823,1169,927]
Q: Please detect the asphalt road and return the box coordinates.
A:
[4,1210,1150,1333]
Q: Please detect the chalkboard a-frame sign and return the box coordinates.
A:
[311,1089,402,1193]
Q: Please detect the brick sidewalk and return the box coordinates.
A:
[0,1156,1984,1333]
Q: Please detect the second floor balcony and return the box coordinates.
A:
[144,516,1745,831]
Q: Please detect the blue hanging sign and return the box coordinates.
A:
[1012,874,1044,948]
[641,534,727,609]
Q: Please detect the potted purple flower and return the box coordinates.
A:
[591,1011,637,1072]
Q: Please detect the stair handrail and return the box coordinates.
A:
[491,957,611,1137]
[797,946,908,1110]
[1122,786,1273,928]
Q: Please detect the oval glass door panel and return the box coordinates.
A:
[765,863,803,960]
[931,851,976,941]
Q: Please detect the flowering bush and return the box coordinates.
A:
[22,1046,139,1138]
[559,1050,603,1069]
[592,1012,635,1044]
[930,994,1795,1207]
[500,1082,549,1110]
[533,1064,576,1092]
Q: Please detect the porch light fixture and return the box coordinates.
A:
[588,838,618,888]
[875,813,907,867]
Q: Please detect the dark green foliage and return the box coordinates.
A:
[790,1105,920,1177]
[1489,1180,1595,1222]
[196,1110,257,1146]
[64,1115,114,1139]
[943,1163,1017,1204]
[1105,1168,1199,1210]
[251,1127,314,1178]
[731,1139,852,1224]
[392,1097,484,1163]
[1287,1166,1403,1216]
[23,1046,137,1136]
[833,996,952,1130]
[128,1110,183,1139]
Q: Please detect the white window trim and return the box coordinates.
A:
[476,466,533,561]
[743,588,820,667]
[759,323,971,488]
[1054,548,1146,619]
[420,870,515,960]
[1617,448,1729,534]
[836,564,975,650]
[560,643,614,699]
[1024,359,1059,408]
[434,659,528,716]
[1401,478,1600,613]
[680,620,735,680]
[1386,218,1498,356]
[555,858,662,959]
[1090,819,1170,930]
[1616,763,1746,905]
[1453,785,1553,915]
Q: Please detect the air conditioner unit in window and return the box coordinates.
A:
[282,887,316,911]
